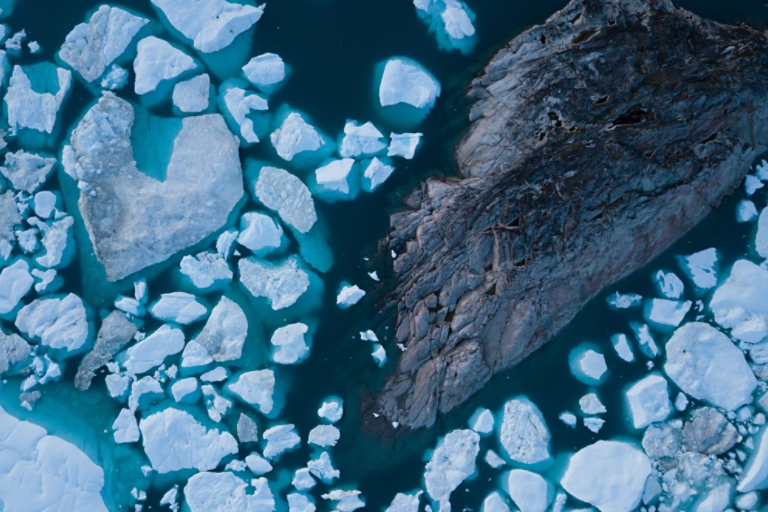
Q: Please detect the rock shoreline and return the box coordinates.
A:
[371,0,768,430]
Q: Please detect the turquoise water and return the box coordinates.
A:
[1,0,768,511]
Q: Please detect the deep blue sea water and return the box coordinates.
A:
[1,0,768,510]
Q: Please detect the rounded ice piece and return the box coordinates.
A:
[254,166,317,233]
[245,452,273,475]
[180,252,233,289]
[243,53,286,89]
[560,440,651,512]
[499,397,550,464]
[238,212,285,256]
[424,429,480,508]
[318,398,343,423]
[173,74,210,113]
[271,323,309,365]
[506,469,552,512]
[569,345,607,385]
[262,424,300,459]
[664,322,756,411]
[379,58,440,109]
[441,0,475,40]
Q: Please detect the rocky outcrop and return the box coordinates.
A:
[373,0,768,430]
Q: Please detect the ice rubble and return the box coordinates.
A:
[664,322,756,411]
[424,429,480,509]
[15,293,89,357]
[183,472,274,512]
[133,36,196,95]
[243,53,287,90]
[625,373,672,429]
[271,322,310,364]
[271,112,326,162]
[0,405,109,511]
[262,423,300,459]
[222,86,268,143]
[150,292,207,324]
[58,5,148,82]
[239,256,310,310]
[253,166,318,233]
[151,0,265,53]
[226,369,275,414]
[388,132,422,159]
[6,64,71,134]
[560,440,651,512]
[238,212,285,255]
[123,324,185,375]
[173,73,210,113]
[139,407,237,472]
[499,398,550,464]
[380,58,440,109]
[506,469,552,512]
[0,150,56,193]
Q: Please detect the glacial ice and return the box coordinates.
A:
[171,377,199,403]
[293,467,317,491]
[308,451,340,482]
[625,373,671,429]
[0,150,56,193]
[322,489,364,511]
[737,200,758,222]
[388,133,422,159]
[506,469,552,512]
[470,407,495,434]
[664,322,756,411]
[245,452,272,475]
[482,492,509,512]
[0,259,33,315]
[58,5,148,82]
[710,260,768,343]
[5,64,71,134]
[139,407,237,473]
[33,191,57,219]
[645,298,692,327]
[610,333,634,362]
[560,440,651,512]
[499,397,550,464]
[133,36,196,95]
[0,405,109,511]
[253,166,317,233]
[337,284,365,307]
[569,345,607,384]
[183,471,274,512]
[262,423,300,459]
[226,370,275,415]
[654,270,684,299]
[180,252,233,289]
[100,64,128,90]
[271,112,326,162]
[128,375,164,411]
[379,58,440,109]
[150,292,207,325]
[173,73,210,113]
[150,0,265,53]
[15,293,89,357]
[679,248,718,289]
[606,291,642,309]
[112,408,140,443]
[241,256,312,311]
[340,121,386,158]
[288,493,316,512]
[441,0,476,40]
[579,393,606,415]
[318,398,343,423]
[271,323,310,364]
[238,212,285,256]
[123,324,185,375]
[222,85,268,144]
[243,53,287,90]
[362,157,395,192]
[313,158,358,198]
[737,426,768,492]
[186,296,248,363]
[424,429,480,509]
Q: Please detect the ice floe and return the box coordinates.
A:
[388,132,422,159]
[271,323,310,364]
[6,64,71,134]
[226,370,275,415]
[243,53,287,91]
[238,212,286,256]
[150,292,207,325]
[222,85,268,143]
[133,36,196,95]
[569,345,607,384]
[379,58,440,109]
[499,398,550,464]
[0,150,56,193]
[0,259,33,315]
[337,284,365,308]
[678,248,718,289]
[340,121,386,158]
[173,73,210,113]
[262,423,300,459]
[625,373,671,429]
[15,293,89,357]
[506,469,552,512]
[710,259,768,343]
[424,429,480,509]
[123,324,185,375]
[180,252,233,289]
[253,166,318,233]
[112,408,140,443]
[271,112,327,163]
[183,471,274,512]
[239,256,310,310]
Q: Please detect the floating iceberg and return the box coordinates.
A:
[246,452,273,475]
[239,256,310,310]
[312,158,359,200]
[664,322,756,411]
[568,345,607,384]
[337,284,365,308]
[180,251,233,289]
[560,440,651,512]
[150,292,207,325]
[172,73,210,113]
[678,248,718,289]
[186,296,248,363]
[288,493,316,512]
[226,369,275,415]
[340,121,386,158]
[15,293,89,357]
[262,423,300,459]
[388,133,422,159]
[122,324,185,375]
[625,373,671,429]
[0,259,33,315]
[362,157,395,192]
[270,111,329,163]
[506,469,552,512]
[469,407,495,434]
[253,166,318,233]
[238,212,286,256]
[271,323,310,364]
[221,84,269,144]
[112,408,140,444]
[5,64,71,134]
[0,405,108,511]
[133,36,196,95]
[424,429,480,509]
[499,397,550,464]
[654,270,684,299]
[644,298,691,328]
[139,407,237,473]
[58,5,148,82]
[379,58,440,109]
[610,333,634,362]
[0,150,56,193]
[183,471,274,512]
[243,53,287,91]
[150,0,265,53]
[309,451,340,482]
[710,260,768,343]
[579,393,606,415]
[318,398,343,423]
[308,424,340,447]
[171,377,199,403]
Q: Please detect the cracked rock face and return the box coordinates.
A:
[372,0,768,430]
[69,93,243,281]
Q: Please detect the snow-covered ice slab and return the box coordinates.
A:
[239,256,310,310]
[151,0,265,53]
[579,393,606,415]
[337,284,365,308]
[150,292,207,324]
[226,369,275,414]
[123,324,184,375]
[6,64,71,134]
[644,298,691,328]
[506,469,552,512]
[362,157,395,192]
[499,397,550,464]
[625,373,671,429]
[424,429,480,509]
[133,36,195,95]
[253,166,317,233]
[0,150,56,193]
[180,251,233,289]
[313,158,358,199]
[318,398,343,423]
[610,333,634,362]
[262,423,300,459]
[678,247,717,289]
[560,440,651,512]
[243,53,286,91]
[139,407,237,473]
[173,73,210,113]
[69,93,243,281]
[271,323,310,364]
[0,405,108,511]
[308,424,340,447]
[59,5,148,82]
[271,112,328,163]
[238,212,285,256]
[379,58,440,109]
[710,260,768,343]
[0,259,33,315]
[184,471,274,512]
[185,296,248,363]
[664,322,756,411]
[15,293,89,358]
[568,345,607,384]
[112,408,140,443]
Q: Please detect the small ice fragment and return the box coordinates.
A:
[340,121,386,158]
[318,398,343,423]
[388,133,422,159]
[308,424,340,447]
[149,292,207,325]
[746,174,764,196]
[237,212,284,256]
[360,330,378,342]
[372,344,387,366]
[172,74,210,113]
[270,112,324,162]
[678,247,718,289]
[470,408,495,434]
[379,58,440,109]
[606,291,642,309]
[0,260,33,314]
[180,252,232,289]
[171,377,198,403]
[559,412,577,428]
[226,370,275,414]
[321,489,364,511]
[100,65,128,90]
[362,157,395,192]
[583,417,605,433]
[674,392,689,411]
[27,41,40,53]
[337,285,365,307]
[569,346,607,384]
[653,270,684,299]
[579,393,607,415]
[239,256,310,310]
[200,366,228,382]
[424,429,480,509]
[738,199,759,223]
[123,324,185,375]
[369,271,380,281]
[625,373,672,429]
[243,53,286,89]
[610,333,634,362]
[112,408,140,443]
[245,452,272,475]
[633,323,659,358]
[263,424,301,459]
[314,158,356,195]
[645,298,692,327]
[133,36,195,95]
[500,398,550,464]
[271,323,310,365]
[223,87,268,143]
[253,166,317,233]
[33,191,56,219]
[485,449,506,468]
[128,376,164,412]
[293,468,316,491]
[506,469,552,512]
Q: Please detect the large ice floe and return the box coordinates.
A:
[424,429,480,510]
[184,471,275,512]
[66,92,243,281]
[0,405,108,511]
[499,397,551,464]
[379,57,441,110]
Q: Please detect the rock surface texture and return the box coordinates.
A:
[372,0,768,430]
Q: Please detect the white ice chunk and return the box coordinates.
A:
[0,259,33,314]
[180,252,233,288]
[370,342,384,364]
[424,429,480,509]
[560,440,651,512]
[150,292,207,325]
[308,452,341,482]
[379,58,440,109]
[100,65,128,90]
[482,492,510,512]
[254,166,317,233]
[710,260,768,343]
[243,53,286,89]
[625,373,671,429]
[340,121,386,158]
[308,424,340,447]
[106,373,130,398]
[579,393,607,415]
[150,0,265,53]
[238,212,284,255]
[679,248,718,289]
[288,493,315,512]
[485,449,506,468]
[271,323,309,364]
[223,87,268,143]
[112,408,140,443]
[607,291,642,309]
[262,424,300,459]
[360,330,378,342]
[337,285,365,307]
[747,174,764,196]
[186,296,247,363]
[738,200,759,223]
[59,5,148,81]
[633,323,659,358]
[664,322,756,411]
[739,425,768,492]
[226,370,275,414]
[6,65,71,134]
[559,412,577,428]
[171,377,198,403]
[32,191,56,219]
[245,452,273,475]
[506,469,551,512]
[570,346,607,384]
[386,492,422,512]
[470,408,495,434]
[293,468,316,491]
[315,158,355,194]
[173,74,210,113]
[499,398,550,464]
[239,257,310,310]
[363,157,395,191]
[124,324,185,375]
[133,36,195,95]
[15,293,88,355]
[388,133,422,159]
[441,0,476,40]
[654,270,684,299]
[584,416,605,430]
[128,376,164,412]
[646,298,692,327]
[318,398,343,423]
[611,333,634,362]
[270,113,324,162]
[184,472,274,512]
[139,407,237,473]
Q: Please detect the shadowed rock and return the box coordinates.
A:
[372,0,768,430]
